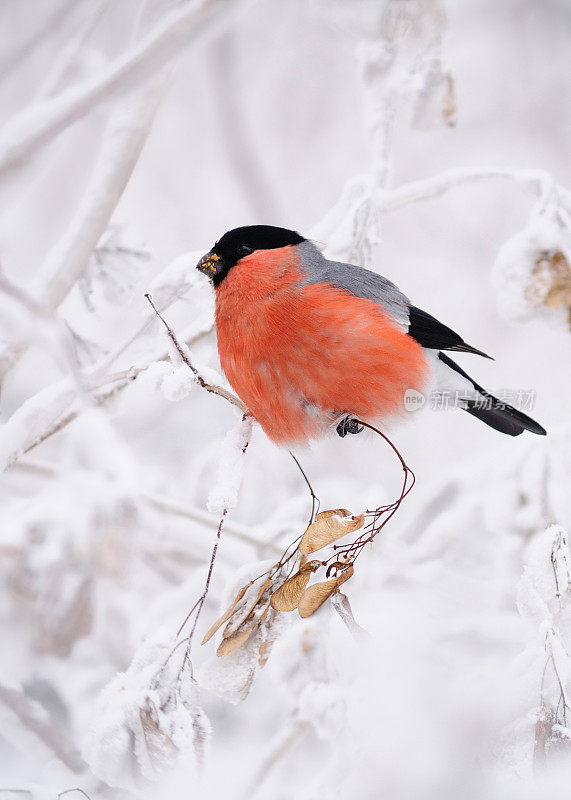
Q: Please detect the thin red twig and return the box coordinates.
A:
[326,419,415,567]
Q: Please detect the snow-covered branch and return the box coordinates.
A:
[145,293,246,412]
[33,73,171,312]
[0,0,251,176]
[1,1,568,794]
[313,167,558,251]
[375,167,557,214]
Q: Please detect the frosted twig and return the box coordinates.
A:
[3,378,134,468]
[0,0,224,380]
[543,628,571,727]
[313,167,558,249]
[147,413,252,691]
[149,415,254,692]
[0,24,174,381]
[145,293,246,412]
[32,74,171,312]
[87,294,212,380]
[31,0,182,314]
[331,591,368,640]
[0,269,86,397]
[178,415,252,655]
[551,528,571,609]
[0,0,251,176]
[374,167,555,214]
[0,315,212,471]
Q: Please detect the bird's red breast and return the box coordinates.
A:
[215,245,429,444]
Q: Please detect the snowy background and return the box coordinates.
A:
[0,0,571,797]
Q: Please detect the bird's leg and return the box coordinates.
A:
[336,416,365,437]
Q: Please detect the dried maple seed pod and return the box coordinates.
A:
[270,561,320,612]
[298,565,354,618]
[221,577,272,639]
[299,510,365,556]
[216,624,255,656]
[201,579,256,645]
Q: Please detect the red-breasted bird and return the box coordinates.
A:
[197,225,546,444]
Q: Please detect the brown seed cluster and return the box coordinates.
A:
[202,509,365,662]
[527,249,571,326]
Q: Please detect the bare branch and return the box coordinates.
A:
[145,293,247,412]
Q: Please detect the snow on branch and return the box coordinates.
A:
[207,415,253,515]
[145,293,245,412]
[85,414,255,787]
[88,249,213,379]
[516,525,571,766]
[312,167,560,260]
[83,629,211,789]
[0,0,218,381]
[0,379,78,473]
[376,167,557,214]
[0,251,217,472]
[0,0,250,176]
[30,0,194,316]
[33,73,171,312]
[493,186,571,328]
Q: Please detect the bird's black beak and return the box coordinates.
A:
[196,250,224,283]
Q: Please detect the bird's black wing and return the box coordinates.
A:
[407,305,492,359]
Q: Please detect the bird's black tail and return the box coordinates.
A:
[438,352,547,437]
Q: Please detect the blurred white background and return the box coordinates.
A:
[0,1,570,798]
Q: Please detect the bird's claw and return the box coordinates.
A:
[336,417,364,438]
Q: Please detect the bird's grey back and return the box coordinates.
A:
[296,240,410,329]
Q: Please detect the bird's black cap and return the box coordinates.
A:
[197,225,305,287]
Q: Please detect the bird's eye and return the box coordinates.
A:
[237,244,253,256]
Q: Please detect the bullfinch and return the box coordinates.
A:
[197,225,546,445]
